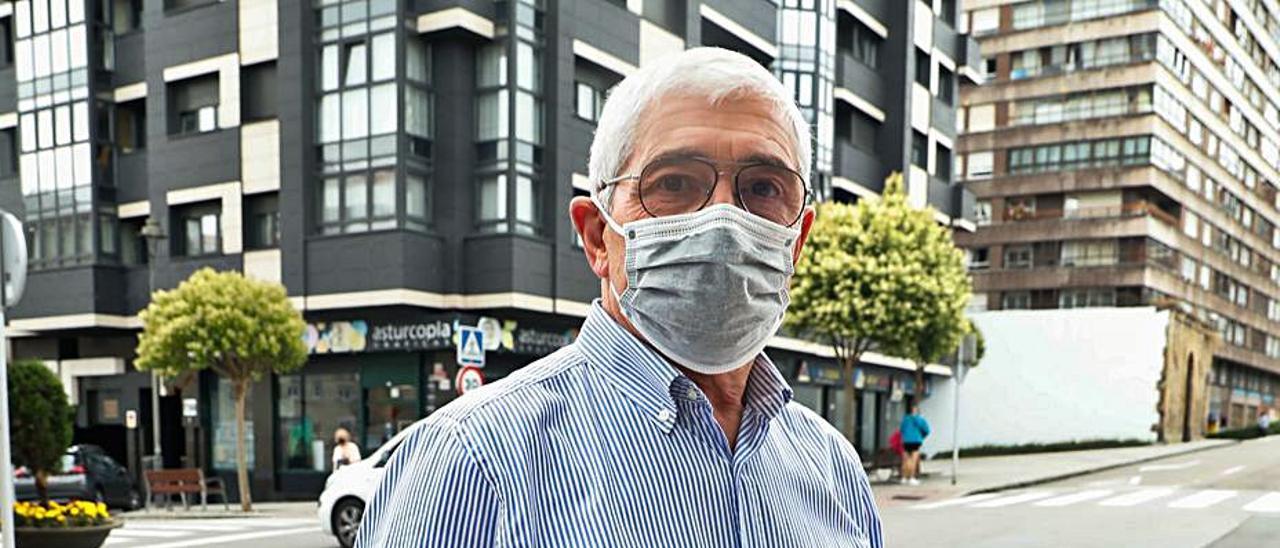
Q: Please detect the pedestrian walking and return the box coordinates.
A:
[331,427,361,470]
[357,48,882,547]
[1259,408,1273,436]
[900,405,931,486]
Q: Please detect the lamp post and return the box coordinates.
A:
[140,217,166,469]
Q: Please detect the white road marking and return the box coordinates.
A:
[1034,489,1115,507]
[971,491,1056,508]
[107,526,319,548]
[1242,492,1280,513]
[120,522,243,532]
[1167,489,1237,509]
[1129,476,1142,485]
[912,493,1001,509]
[1098,488,1178,507]
[1221,465,1246,476]
[108,529,189,538]
[1139,459,1200,472]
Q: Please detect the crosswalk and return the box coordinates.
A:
[914,488,1280,513]
[102,517,319,547]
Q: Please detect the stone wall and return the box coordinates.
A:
[1156,311,1218,443]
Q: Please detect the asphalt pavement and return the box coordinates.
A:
[882,436,1280,547]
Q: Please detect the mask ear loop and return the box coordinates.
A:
[591,194,636,313]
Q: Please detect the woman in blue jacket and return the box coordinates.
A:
[899,405,930,485]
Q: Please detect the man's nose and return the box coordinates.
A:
[707,169,739,208]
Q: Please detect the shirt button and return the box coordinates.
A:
[657,409,674,422]
[686,388,699,401]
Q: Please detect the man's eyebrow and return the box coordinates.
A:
[645,148,795,170]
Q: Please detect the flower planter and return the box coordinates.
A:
[14,520,122,548]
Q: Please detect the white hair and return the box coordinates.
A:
[588,47,812,209]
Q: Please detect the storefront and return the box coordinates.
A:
[769,350,932,459]
[195,308,581,499]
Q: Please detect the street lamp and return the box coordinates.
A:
[141,217,166,469]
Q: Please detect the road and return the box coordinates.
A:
[882,436,1280,547]
[102,516,337,547]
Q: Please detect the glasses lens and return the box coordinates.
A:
[639,159,717,217]
[737,165,805,226]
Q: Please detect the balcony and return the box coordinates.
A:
[833,140,883,194]
[836,52,885,108]
[999,201,1178,228]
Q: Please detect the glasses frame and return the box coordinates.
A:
[597,156,811,227]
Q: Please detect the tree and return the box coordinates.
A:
[787,173,971,441]
[8,359,74,503]
[136,268,306,511]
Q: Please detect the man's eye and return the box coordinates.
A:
[657,176,690,192]
[748,180,782,198]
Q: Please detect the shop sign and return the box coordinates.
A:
[304,316,577,356]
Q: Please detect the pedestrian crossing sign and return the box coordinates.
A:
[457,325,485,368]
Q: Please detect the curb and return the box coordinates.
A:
[962,440,1240,496]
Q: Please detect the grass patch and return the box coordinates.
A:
[942,439,1153,459]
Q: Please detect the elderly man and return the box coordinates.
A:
[356,47,882,547]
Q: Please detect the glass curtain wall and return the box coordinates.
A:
[14,0,106,269]
[315,0,433,235]
[776,0,834,200]
[475,0,544,235]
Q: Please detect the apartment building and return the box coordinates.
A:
[0,0,976,499]
[957,0,1280,429]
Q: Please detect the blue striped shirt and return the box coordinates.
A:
[356,302,883,547]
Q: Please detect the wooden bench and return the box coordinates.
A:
[144,468,229,511]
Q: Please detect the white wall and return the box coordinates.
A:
[920,307,1169,456]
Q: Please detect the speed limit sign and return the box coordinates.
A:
[456,366,485,395]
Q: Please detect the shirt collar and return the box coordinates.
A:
[575,301,794,433]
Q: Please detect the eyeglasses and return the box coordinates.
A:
[598,156,810,227]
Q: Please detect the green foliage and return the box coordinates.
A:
[952,439,1152,459]
[787,173,972,364]
[1207,423,1279,440]
[136,268,305,511]
[136,268,307,381]
[8,359,74,501]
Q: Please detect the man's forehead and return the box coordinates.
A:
[627,93,800,168]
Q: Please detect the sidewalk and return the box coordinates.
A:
[871,439,1237,508]
[120,500,318,520]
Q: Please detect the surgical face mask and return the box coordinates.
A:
[596,200,801,375]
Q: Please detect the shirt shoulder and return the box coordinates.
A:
[776,400,867,467]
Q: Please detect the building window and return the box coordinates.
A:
[938,65,955,104]
[969,247,990,270]
[915,48,930,88]
[173,202,220,256]
[277,371,361,472]
[911,131,928,168]
[119,218,146,266]
[849,109,878,152]
[115,99,145,153]
[244,193,279,250]
[241,61,277,122]
[575,82,603,122]
[1060,288,1117,309]
[168,74,219,135]
[939,0,956,26]
[318,169,395,234]
[405,172,430,231]
[1004,245,1032,269]
[840,18,881,69]
[974,200,992,226]
[1002,291,1031,310]
[935,142,952,179]
[110,0,141,33]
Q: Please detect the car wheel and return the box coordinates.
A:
[332,498,365,548]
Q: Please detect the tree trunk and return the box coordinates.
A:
[35,470,49,504]
[914,362,926,403]
[234,380,252,512]
[842,356,858,444]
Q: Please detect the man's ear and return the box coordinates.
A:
[791,206,816,265]
[570,196,611,279]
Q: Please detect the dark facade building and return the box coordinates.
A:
[957,0,1280,429]
[1,0,977,499]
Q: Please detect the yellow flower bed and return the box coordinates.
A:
[13,500,111,528]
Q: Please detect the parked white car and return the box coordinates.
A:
[318,428,413,548]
